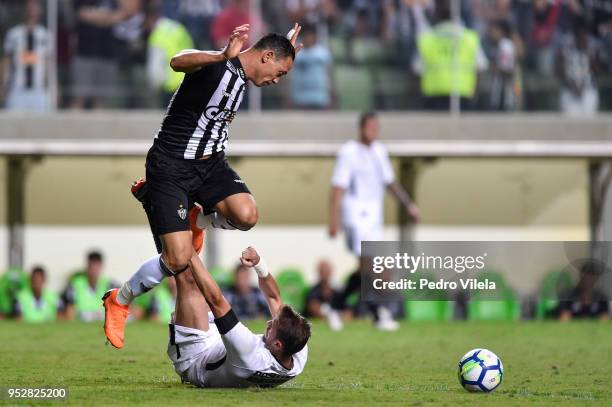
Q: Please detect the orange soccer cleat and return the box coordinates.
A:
[190,205,205,255]
[102,289,129,349]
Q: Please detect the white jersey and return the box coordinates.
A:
[331,140,395,227]
[168,315,308,388]
[3,24,51,92]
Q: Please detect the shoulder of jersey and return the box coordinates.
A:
[225,59,238,75]
[340,139,358,152]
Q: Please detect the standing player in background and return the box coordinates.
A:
[102,23,303,349]
[328,111,421,330]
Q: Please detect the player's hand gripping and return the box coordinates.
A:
[223,24,250,60]
[240,246,261,268]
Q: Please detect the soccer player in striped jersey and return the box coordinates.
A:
[102,23,303,349]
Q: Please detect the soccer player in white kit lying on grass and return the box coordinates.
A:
[166,246,310,388]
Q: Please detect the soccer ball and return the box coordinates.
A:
[457,348,503,392]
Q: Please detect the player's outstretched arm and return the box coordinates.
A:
[170,24,250,73]
[240,247,283,318]
[188,252,232,318]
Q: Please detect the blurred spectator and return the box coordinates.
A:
[1,0,51,111]
[211,0,263,49]
[70,0,119,108]
[529,0,561,75]
[304,259,339,318]
[558,265,609,322]
[224,264,269,320]
[261,0,292,34]
[556,19,599,116]
[110,0,146,95]
[72,0,144,108]
[14,266,61,323]
[412,0,488,110]
[593,0,612,75]
[0,268,28,318]
[145,0,193,106]
[176,0,223,49]
[485,19,518,110]
[289,23,334,109]
[62,251,119,321]
[382,0,431,67]
[285,0,338,31]
[473,0,513,33]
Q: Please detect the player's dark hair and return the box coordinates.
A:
[31,266,45,279]
[253,33,296,61]
[276,305,311,357]
[87,250,103,263]
[359,111,378,128]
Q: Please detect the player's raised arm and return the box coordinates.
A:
[188,253,232,318]
[240,247,283,318]
[170,24,250,73]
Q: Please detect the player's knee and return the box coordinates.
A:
[233,205,258,231]
[175,267,196,286]
[163,248,191,273]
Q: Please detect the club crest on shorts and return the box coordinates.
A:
[177,204,187,220]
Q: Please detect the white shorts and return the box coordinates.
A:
[343,222,383,256]
[167,313,226,387]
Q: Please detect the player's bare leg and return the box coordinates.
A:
[173,266,210,332]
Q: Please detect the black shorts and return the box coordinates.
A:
[144,145,250,236]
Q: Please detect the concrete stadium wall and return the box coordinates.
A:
[0,156,589,226]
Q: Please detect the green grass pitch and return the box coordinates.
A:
[1,320,611,406]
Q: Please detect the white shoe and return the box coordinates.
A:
[375,306,399,331]
[320,303,344,331]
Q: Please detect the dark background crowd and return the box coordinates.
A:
[1,0,612,113]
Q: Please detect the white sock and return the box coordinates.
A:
[116,254,167,305]
[197,211,238,230]
[116,283,134,306]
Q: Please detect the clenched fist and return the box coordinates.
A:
[240,246,261,267]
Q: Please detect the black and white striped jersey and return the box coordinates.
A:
[3,24,51,92]
[154,56,247,160]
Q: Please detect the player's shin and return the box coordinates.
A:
[116,254,170,305]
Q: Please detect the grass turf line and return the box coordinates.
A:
[0,320,611,406]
